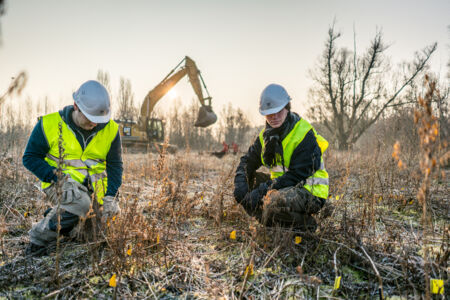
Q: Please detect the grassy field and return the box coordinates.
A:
[0,142,448,299]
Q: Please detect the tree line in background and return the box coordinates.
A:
[1,23,448,155]
[96,70,254,151]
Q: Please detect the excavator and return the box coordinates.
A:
[117,56,217,152]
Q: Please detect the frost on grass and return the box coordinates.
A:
[0,145,448,298]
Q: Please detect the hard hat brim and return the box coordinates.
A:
[78,105,111,124]
[259,104,285,116]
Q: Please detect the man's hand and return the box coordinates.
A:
[62,177,86,203]
[102,196,121,219]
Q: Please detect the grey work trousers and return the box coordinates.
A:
[29,180,92,246]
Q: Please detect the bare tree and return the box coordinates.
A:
[307,23,436,150]
[218,103,251,146]
[96,69,112,97]
[116,77,137,122]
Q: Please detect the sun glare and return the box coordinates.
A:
[167,88,177,100]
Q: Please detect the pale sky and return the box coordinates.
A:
[0,0,448,125]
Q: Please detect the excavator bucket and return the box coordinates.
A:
[195,105,217,127]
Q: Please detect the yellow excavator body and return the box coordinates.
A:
[117,56,217,152]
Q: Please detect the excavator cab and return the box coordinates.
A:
[146,118,164,142]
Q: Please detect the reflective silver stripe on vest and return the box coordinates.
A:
[272,162,324,174]
[47,154,103,169]
[270,165,285,173]
[305,177,329,186]
[84,159,104,168]
[90,172,106,182]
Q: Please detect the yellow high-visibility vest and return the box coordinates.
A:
[41,112,119,204]
[259,118,329,199]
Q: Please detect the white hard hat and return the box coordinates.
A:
[73,80,111,123]
[259,83,291,116]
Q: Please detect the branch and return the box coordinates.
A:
[351,31,385,124]
[360,244,384,300]
[326,24,340,118]
[358,43,437,136]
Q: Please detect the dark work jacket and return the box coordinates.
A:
[235,112,321,190]
[22,105,123,197]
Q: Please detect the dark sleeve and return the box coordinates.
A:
[22,119,58,183]
[235,136,263,187]
[105,131,123,197]
[271,129,321,190]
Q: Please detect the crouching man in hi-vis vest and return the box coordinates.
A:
[233,84,329,232]
[22,80,123,256]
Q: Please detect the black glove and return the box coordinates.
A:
[241,181,271,212]
[234,183,248,203]
[233,173,248,203]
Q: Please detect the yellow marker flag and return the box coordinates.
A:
[229,230,236,240]
[127,247,132,256]
[109,274,117,287]
[295,236,302,244]
[333,276,341,290]
[24,212,28,217]
[156,234,160,244]
[244,264,254,276]
[430,278,444,294]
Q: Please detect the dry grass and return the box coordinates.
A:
[0,81,448,299]
[0,143,447,299]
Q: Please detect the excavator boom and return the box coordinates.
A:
[118,56,217,153]
[139,56,217,129]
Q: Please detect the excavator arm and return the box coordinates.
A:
[139,56,217,129]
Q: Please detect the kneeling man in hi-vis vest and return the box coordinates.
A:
[233,84,329,232]
[23,80,123,256]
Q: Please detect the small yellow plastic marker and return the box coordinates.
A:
[430,278,444,294]
[333,276,341,290]
[229,230,236,240]
[127,247,132,256]
[295,236,302,244]
[109,274,117,287]
[244,264,254,276]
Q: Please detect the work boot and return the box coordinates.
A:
[24,243,47,257]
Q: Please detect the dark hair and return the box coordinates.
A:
[284,102,291,111]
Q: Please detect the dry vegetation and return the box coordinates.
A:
[0,79,448,299]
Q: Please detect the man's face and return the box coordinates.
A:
[265,108,288,128]
[73,105,97,130]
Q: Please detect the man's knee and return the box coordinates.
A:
[48,211,79,235]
